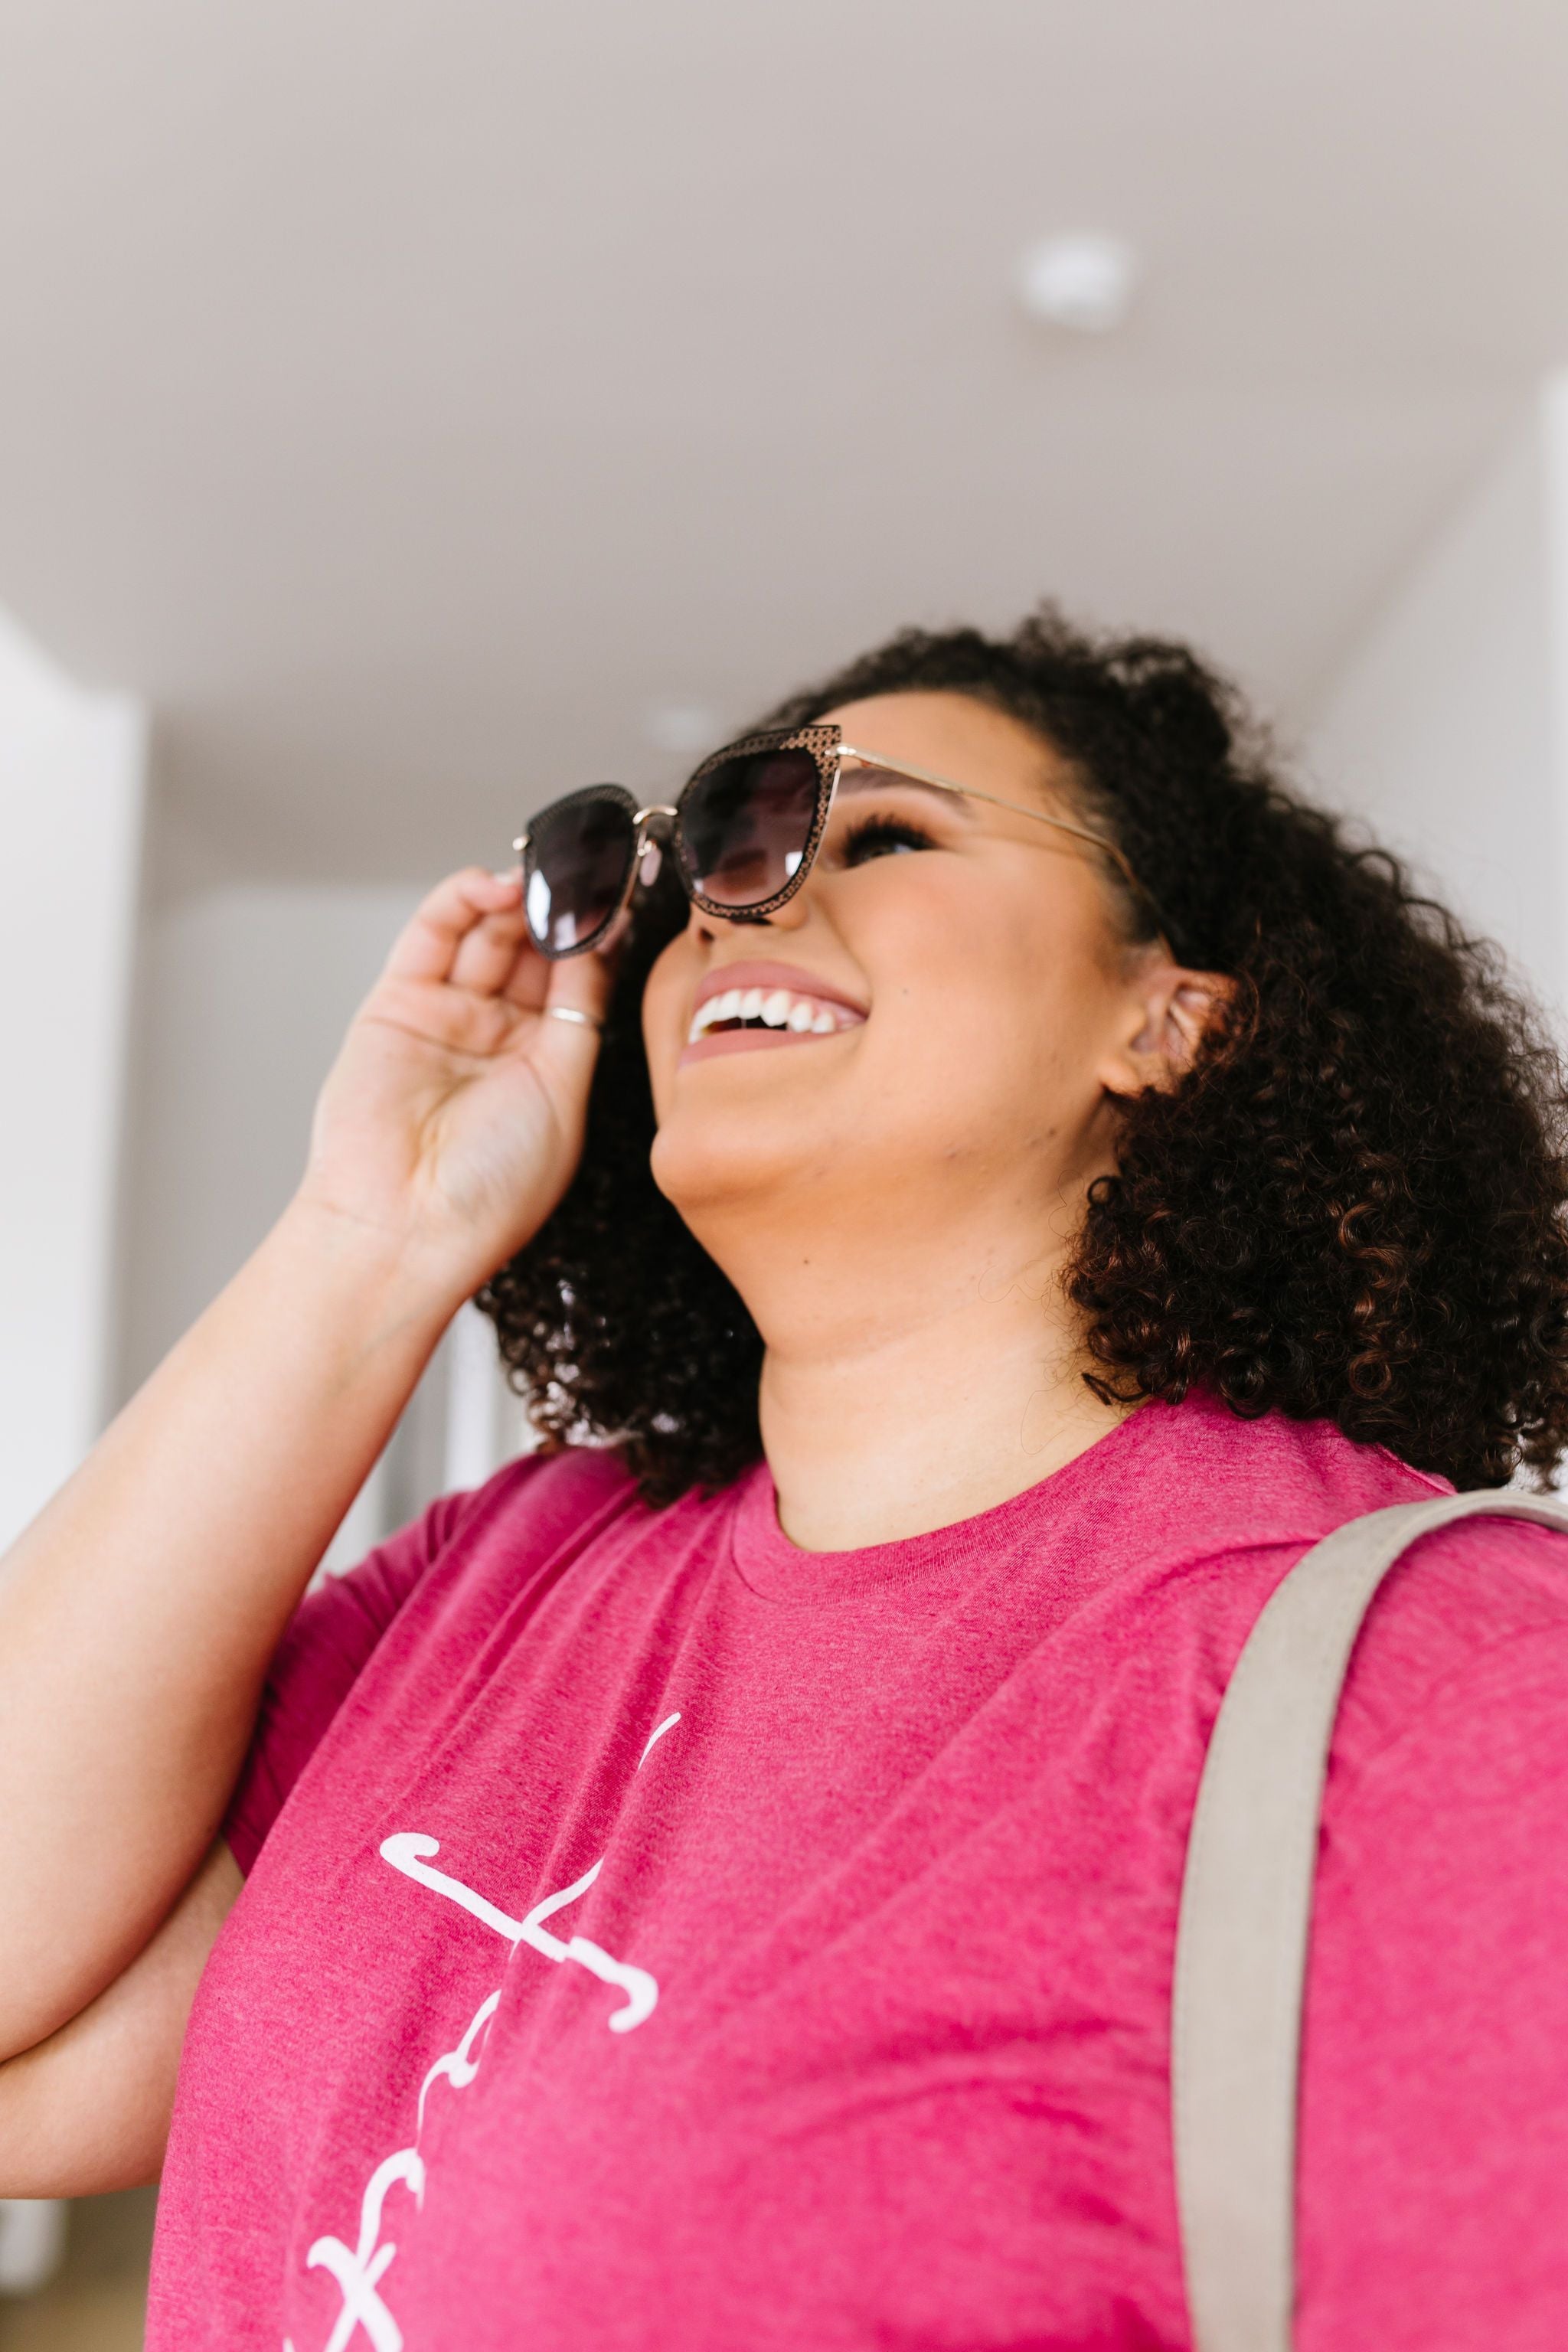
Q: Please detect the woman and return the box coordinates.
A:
[2,608,1567,2349]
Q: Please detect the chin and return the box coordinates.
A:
[648,1028,861,1187]
[648,1106,822,1220]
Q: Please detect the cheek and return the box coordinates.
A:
[861,868,1117,1102]
[641,939,696,1118]
[863,865,1060,1021]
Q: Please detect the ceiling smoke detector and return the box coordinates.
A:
[1017,234,1139,332]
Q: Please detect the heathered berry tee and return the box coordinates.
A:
[150,1393,1568,2350]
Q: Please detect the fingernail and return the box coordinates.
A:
[492,867,521,886]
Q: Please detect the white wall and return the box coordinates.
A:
[122,875,418,1379]
[120,863,524,1560]
[0,612,145,1547]
[1305,376,1568,1018]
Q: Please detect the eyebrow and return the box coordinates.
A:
[834,754,982,818]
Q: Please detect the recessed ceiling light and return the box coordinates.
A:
[644,701,723,756]
[1017,234,1139,332]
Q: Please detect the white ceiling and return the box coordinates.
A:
[1,1,1566,881]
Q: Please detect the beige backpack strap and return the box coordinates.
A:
[1171,1488,1568,2352]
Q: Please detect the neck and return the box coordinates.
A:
[744,1217,1134,1552]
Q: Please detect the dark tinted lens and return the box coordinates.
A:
[677,747,821,909]
[524,791,635,955]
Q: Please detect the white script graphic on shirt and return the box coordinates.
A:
[377,1836,657,2030]
[285,1708,681,2352]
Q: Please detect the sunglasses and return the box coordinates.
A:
[512,722,1170,959]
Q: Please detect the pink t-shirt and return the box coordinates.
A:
[150,1393,1568,2350]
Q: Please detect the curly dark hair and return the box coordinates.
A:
[479,606,1568,1501]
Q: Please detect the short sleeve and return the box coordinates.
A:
[222,1485,476,1875]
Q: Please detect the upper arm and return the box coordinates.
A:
[1298,1625,1568,2347]
[0,1838,242,2198]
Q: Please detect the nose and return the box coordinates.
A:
[689,882,812,943]
[754,884,810,930]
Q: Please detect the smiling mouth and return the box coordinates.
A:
[681,982,867,1065]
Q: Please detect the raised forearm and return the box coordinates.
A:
[0,1198,456,2057]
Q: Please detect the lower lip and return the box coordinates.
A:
[678,1024,861,1067]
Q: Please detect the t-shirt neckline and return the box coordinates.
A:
[727,1398,1162,1606]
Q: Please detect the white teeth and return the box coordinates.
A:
[686,984,863,1046]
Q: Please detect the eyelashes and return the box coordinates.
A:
[838,814,938,865]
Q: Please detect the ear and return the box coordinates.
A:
[1098,956,1235,1098]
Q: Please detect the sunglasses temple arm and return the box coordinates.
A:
[835,746,1174,957]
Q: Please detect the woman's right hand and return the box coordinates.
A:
[293,866,616,1301]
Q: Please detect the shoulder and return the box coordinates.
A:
[1136,1396,1568,1835]
[1112,1389,1451,1557]
[1328,1498,1568,1800]
[1115,1388,1568,1590]
[293,1444,643,1665]
[223,1448,656,1875]
[438,1441,642,1557]
[384,1442,651,1619]
[1099,1393,1568,1714]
